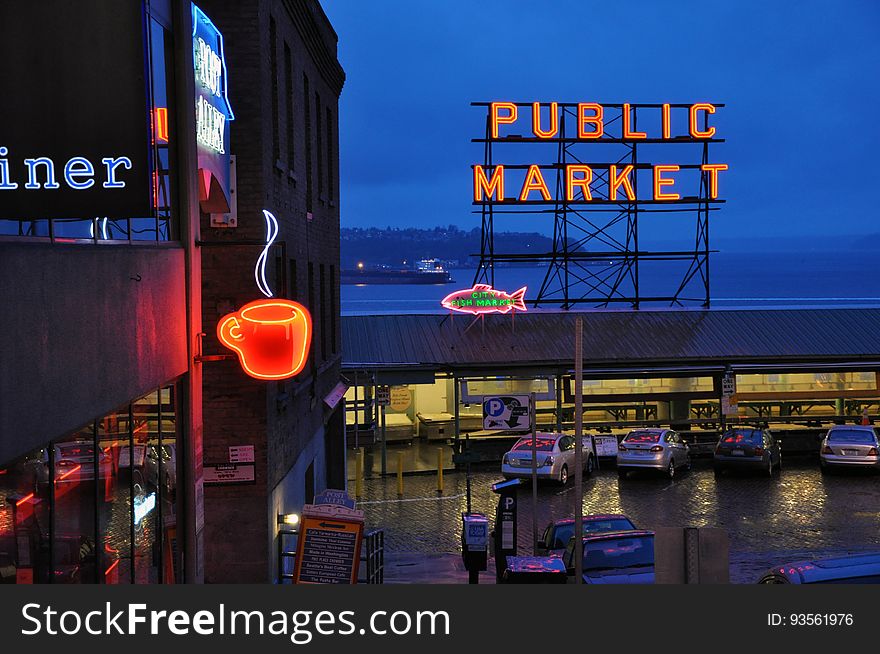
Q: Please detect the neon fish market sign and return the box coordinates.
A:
[193,4,234,154]
[442,284,527,315]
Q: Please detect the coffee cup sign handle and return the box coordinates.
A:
[218,314,245,350]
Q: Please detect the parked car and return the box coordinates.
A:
[757,553,880,584]
[36,440,111,485]
[617,428,690,479]
[145,443,177,498]
[538,514,638,556]
[714,427,781,476]
[563,530,655,584]
[501,556,568,584]
[502,433,594,485]
[820,425,880,473]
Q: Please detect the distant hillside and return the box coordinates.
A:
[341,226,558,268]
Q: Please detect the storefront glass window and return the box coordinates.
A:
[52,425,98,583]
[0,383,182,584]
[99,405,133,584]
[0,446,50,584]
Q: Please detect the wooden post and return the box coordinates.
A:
[355,447,364,499]
[437,448,444,494]
[574,316,584,584]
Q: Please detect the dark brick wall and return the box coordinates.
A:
[198,0,344,582]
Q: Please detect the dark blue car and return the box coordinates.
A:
[758,553,880,584]
[563,530,655,584]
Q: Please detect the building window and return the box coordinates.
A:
[269,17,280,165]
[326,107,334,202]
[303,74,313,214]
[319,263,327,361]
[330,264,337,354]
[307,261,315,370]
[288,258,298,299]
[284,42,295,174]
[0,384,182,584]
[315,92,323,199]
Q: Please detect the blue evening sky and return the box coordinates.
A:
[323,0,880,249]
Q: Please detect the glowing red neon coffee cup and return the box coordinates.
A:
[217,299,312,380]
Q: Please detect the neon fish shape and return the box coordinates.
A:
[441,284,527,315]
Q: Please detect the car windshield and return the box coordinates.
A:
[827,430,877,444]
[584,518,636,534]
[721,429,762,444]
[623,432,660,444]
[513,438,556,452]
[583,536,654,571]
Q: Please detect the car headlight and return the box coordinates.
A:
[543,456,554,466]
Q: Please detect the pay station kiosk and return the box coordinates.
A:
[461,513,489,583]
[491,478,524,582]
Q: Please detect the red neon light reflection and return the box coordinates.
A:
[16,493,35,507]
[217,299,313,380]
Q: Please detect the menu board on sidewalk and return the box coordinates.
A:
[296,519,361,584]
[292,490,364,585]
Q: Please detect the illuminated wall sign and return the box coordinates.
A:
[473,102,728,203]
[217,210,313,380]
[218,298,312,380]
[0,0,152,219]
[442,284,527,315]
[193,4,234,155]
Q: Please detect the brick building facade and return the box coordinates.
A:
[197,0,345,583]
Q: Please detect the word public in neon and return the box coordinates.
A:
[216,209,313,380]
[441,284,527,315]
[474,102,728,203]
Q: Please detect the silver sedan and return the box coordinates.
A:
[617,428,690,479]
[820,425,880,472]
[502,433,594,485]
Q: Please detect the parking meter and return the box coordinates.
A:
[491,478,524,582]
[461,512,489,583]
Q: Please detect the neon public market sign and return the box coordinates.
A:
[473,102,728,203]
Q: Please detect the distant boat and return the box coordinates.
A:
[342,258,454,285]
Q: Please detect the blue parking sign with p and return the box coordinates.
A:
[485,398,505,417]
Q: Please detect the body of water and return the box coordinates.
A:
[342,251,880,315]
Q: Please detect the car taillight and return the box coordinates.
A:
[618,445,627,452]
[754,447,765,456]
[868,447,878,456]
[650,445,663,452]
[56,459,75,467]
[502,454,509,464]
[822,445,833,455]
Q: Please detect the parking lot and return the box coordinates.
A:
[358,456,880,583]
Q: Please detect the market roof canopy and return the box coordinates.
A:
[342,309,880,371]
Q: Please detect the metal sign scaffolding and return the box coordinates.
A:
[471,102,725,308]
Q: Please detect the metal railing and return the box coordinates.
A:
[277,528,385,584]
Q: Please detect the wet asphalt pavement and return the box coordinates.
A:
[358,456,880,583]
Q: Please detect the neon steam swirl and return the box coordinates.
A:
[255,209,279,298]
